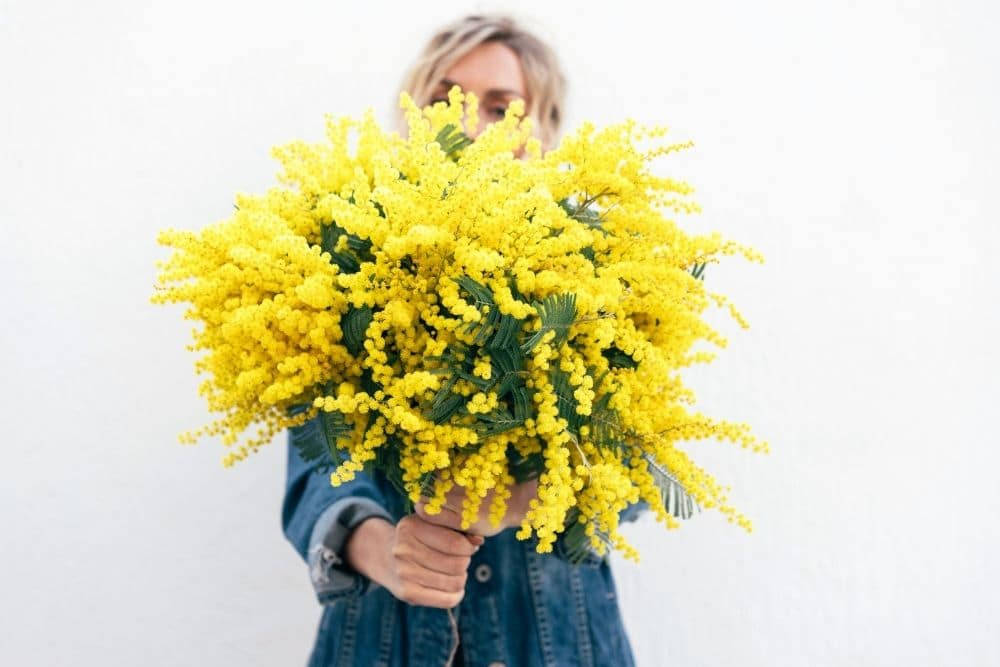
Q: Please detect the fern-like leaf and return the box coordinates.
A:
[341,306,373,356]
[454,275,523,350]
[587,393,629,453]
[427,375,466,424]
[320,221,373,274]
[368,435,416,513]
[557,196,609,235]
[474,408,522,437]
[521,293,577,353]
[602,345,638,370]
[290,406,352,473]
[559,507,614,565]
[550,367,586,434]
[434,123,474,161]
[644,452,701,520]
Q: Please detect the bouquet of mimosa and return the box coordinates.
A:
[151,86,770,562]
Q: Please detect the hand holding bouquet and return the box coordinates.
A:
[151,86,769,562]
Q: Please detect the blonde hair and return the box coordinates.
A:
[395,13,568,151]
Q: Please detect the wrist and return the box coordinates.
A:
[344,517,396,586]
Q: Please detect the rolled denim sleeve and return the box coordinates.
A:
[281,407,395,604]
[306,497,394,603]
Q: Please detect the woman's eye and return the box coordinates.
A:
[490,106,507,117]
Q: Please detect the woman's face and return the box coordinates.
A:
[428,41,530,151]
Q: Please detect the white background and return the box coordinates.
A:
[2,1,997,665]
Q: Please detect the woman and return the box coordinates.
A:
[282,13,646,667]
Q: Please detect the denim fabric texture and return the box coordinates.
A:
[282,409,646,667]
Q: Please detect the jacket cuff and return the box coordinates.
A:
[307,497,394,604]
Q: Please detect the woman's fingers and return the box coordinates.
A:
[414,496,506,538]
[396,559,467,594]
[388,515,476,609]
[414,502,466,533]
[410,516,482,555]
[393,534,470,576]
[394,581,465,609]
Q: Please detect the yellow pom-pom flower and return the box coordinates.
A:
[152,85,769,560]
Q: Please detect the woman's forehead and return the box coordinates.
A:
[437,42,527,98]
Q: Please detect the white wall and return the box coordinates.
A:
[2,1,997,665]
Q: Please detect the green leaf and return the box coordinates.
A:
[399,255,417,274]
[423,277,536,431]
[489,347,528,398]
[602,346,638,370]
[558,507,613,565]
[418,471,437,499]
[341,306,373,356]
[319,222,372,274]
[522,293,577,353]
[434,123,474,161]
[290,406,352,473]
[644,452,701,520]
[510,384,532,422]
[474,408,522,437]
[360,367,380,396]
[319,410,352,462]
[550,367,585,434]
[428,375,466,424]
[454,276,497,346]
[290,421,330,468]
[558,196,610,235]
[490,311,521,351]
[588,394,628,452]
[370,435,414,512]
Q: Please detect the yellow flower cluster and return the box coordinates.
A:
[152,84,770,560]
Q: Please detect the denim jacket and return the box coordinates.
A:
[281,411,646,667]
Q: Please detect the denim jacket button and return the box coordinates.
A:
[474,563,492,583]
